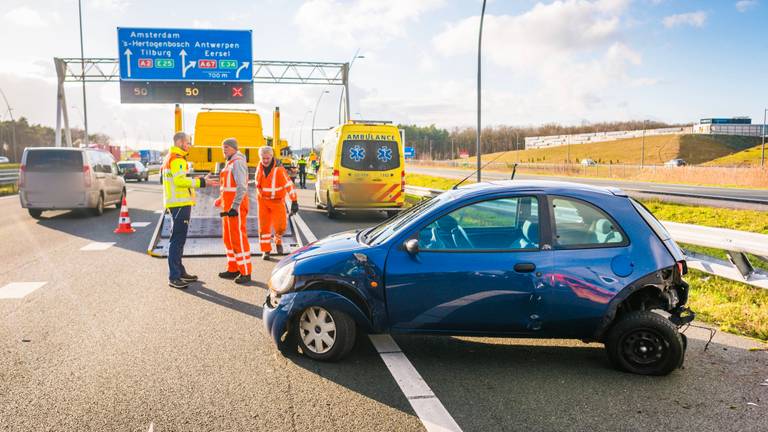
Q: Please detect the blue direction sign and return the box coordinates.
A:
[404,146,416,159]
[117,27,252,82]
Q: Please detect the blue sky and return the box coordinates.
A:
[0,0,766,150]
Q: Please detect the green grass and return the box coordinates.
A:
[0,163,20,169]
[704,143,767,167]
[686,269,768,341]
[406,172,768,341]
[642,199,768,234]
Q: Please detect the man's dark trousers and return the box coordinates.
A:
[168,205,191,281]
[298,167,307,188]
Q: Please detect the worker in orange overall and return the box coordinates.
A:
[214,138,252,284]
[255,146,299,260]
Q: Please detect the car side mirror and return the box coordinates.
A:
[404,239,419,255]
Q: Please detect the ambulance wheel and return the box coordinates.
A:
[326,193,338,219]
[386,210,399,218]
[91,194,104,217]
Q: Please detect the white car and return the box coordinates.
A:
[0,156,9,163]
[664,159,686,167]
[580,158,597,166]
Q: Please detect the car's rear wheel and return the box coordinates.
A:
[296,306,356,361]
[28,209,43,219]
[605,310,684,376]
[91,194,104,216]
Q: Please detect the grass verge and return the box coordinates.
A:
[0,184,17,196]
[405,173,768,341]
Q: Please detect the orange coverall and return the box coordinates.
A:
[215,153,252,275]
[255,161,298,253]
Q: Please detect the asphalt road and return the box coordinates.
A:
[407,166,768,209]
[1,179,766,431]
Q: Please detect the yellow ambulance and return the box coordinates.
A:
[315,121,405,218]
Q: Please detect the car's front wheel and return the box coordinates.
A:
[605,310,685,376]
[28,209,43,219]
[296,306,356,361]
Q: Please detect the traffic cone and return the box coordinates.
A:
[114,196,136,234]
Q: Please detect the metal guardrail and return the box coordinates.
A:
[404,185,768,289]
[0,169,19,186]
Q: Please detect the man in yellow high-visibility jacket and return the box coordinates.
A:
[163,132,219,289]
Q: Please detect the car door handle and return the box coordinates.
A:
[514,262,536,273]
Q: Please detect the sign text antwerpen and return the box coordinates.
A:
[117,27,253,82]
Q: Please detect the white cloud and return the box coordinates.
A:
[4,6,47,28]
[735,0,758,12]
[294,0,445,49]
[430,0,651,120]
[662,11,707,28]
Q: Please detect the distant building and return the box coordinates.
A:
[693,117,765,137]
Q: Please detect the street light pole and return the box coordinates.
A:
[311,90,330,152]
[78,0,89,145]
[762,108,766,168]
[339,49,364,124]
[476,0,487,183]
[641,119,647,167]
[0,87,17,163]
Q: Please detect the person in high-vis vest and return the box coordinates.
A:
[255,146,299,260]
[296,156,307,189]
[163,132,219,289]
[214,138,252,284]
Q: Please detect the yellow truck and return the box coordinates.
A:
[315,120,405,218]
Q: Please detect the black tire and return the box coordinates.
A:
[91,194,104,217]
[326,192,338,219]
[605,310,684,376]
[295,306,356,362]
[28,209,43,219]
[116,189,125,209]
[386,210,399,218]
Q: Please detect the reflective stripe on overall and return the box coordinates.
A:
[219,154,251,275]
[255,163,297,252]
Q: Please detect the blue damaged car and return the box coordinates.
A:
[264,180,694,375]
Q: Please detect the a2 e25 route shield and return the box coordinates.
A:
[117,27,253,82]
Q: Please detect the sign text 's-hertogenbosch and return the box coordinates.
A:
[117,28,252,82]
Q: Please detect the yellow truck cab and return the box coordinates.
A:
[315,121,405,218]
[188,109,265,172]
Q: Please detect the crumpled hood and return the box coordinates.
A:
[290,230,365,261]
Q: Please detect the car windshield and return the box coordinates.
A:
[363,192,450,245]
[118,162,133,168]
[25,150,83,172]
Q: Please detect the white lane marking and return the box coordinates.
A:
[146,422,154,432]
[0,194,19,201]
[154,209,165,214]
[293,214,461,431]
[132,222,151,227]
[370,335,462,432]
[0,282,47,299]
[80,242,115,251]
[292,212,317,243]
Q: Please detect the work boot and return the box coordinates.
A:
[262,252,270,261]
[218,270,240,279]
[180,273,198,283]
[168,279,190,289]
[276,244,284,255]
[234,274,252,285]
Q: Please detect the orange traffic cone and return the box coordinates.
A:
[114,196,136,234]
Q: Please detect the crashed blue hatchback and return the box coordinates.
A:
[264,180,694,375]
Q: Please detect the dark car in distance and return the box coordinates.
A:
[264,180,694,376]
[118,160,149,182]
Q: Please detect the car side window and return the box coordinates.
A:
[418,196,539,251]
[551,197,626,248]
[88,151,104,173]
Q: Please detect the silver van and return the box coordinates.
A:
[19,147,126,218]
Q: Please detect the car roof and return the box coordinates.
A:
[453,180,627,199]
[26,147,85,151]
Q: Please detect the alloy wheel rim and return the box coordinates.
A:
[299,306,336,354]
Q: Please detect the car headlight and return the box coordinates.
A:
[269,261,295,294]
